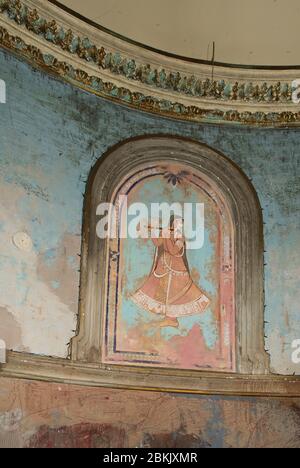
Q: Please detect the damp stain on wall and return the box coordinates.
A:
[0,378,299,448]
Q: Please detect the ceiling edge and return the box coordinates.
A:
[1,0,300,126]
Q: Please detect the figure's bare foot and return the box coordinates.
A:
[159,317,179,328]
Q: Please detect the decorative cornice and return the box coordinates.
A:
[1,0,300,125]
[0,0,295,104]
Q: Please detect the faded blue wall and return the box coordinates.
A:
[0,49,299,373]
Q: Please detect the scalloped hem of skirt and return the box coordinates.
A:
[131,290,210,317]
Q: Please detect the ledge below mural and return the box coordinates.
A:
[0,352,300,397]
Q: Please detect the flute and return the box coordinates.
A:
[147,225,175,232]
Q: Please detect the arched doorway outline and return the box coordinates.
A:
[72,135,270,376]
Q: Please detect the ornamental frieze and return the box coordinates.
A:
[1,0,300,125]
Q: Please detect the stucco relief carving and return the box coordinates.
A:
[0,0,294,103]
[1,0,300,125]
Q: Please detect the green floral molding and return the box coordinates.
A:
[0,0,294,104]
[1,23,300,126]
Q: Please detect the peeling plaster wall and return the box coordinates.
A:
[0,49,300,374]
[0,377,299,448]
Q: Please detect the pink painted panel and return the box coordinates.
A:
[102,163,236,372]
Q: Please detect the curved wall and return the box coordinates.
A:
[0,0,300,449]
[0,48,299,375]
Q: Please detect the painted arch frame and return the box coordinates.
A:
[72,135,270,381]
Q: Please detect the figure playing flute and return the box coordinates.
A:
[131,216,210,328]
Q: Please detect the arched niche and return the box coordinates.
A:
[72,136,270,378]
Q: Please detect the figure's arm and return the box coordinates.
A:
[165,238,184,255]
[152,236,164,247]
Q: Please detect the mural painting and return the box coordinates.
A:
[101,163,236,372]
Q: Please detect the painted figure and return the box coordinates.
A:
[132,217,210,328]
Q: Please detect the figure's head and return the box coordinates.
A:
[170,215,184,239]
